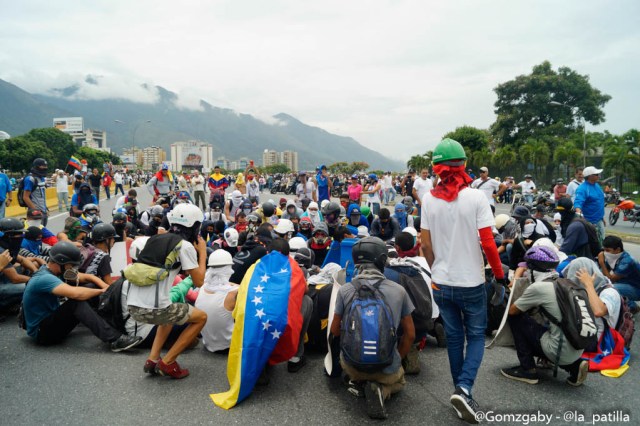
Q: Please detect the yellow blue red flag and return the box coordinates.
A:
[210,251,306,409]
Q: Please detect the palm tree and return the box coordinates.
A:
[553,141,582,180]
[492,146,516,177]
[471,147,492,170]
[519,139,550,181]
[603,142,640,191]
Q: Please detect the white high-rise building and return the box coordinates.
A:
[170,141,214,172]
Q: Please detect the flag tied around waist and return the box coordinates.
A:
[211,251,306,409]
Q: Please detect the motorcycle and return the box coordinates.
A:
[604,189,620,206]
[331,181,345,198]
[284,179,297,195]
[609,192,640,226]
[270,179,281,194]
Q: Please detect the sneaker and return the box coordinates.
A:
[346,380,365,398]
[287,356,307,373]
[110,335,143,353]
[143,359,159,375]
[501,366,539,384]
[156,359,190,379]
[364,381,387,419]
[402,344,421,375]
[566,360,589,387]
[434,322,447,348]
[450,387,480,424]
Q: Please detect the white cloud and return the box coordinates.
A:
[0,0,638,161]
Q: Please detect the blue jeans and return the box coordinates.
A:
[0,201,5,219]
[614,283,640,310]
[0,282,26,310]
[524,194,534,204]
[433,283,487,394]
[590,219,605,245]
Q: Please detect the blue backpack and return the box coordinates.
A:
[340,278,397,372]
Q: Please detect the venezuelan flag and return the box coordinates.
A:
[582,327,630,371]
[211,251,306,409]
[68,156,82,170]
[208,172,229,191]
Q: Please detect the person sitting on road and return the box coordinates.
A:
[21,241,142,352]
[598,235,640,314]
[79,203,101,231]
[281,200,304,220]
[501,246,589,387]
[347,204,371,229]
[229,226,270,285]
[556,198,593,260]
[114,189,138,213]
[330,237,415,419]
[70,183,98,218]
[370,208,400,242]
[195,250,239,354]
[83,223,117,285]
[19,226,49,265]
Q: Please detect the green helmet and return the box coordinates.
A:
[432,138,467,165]
[360,205,371,217]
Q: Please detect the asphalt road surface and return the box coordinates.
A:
[2,188,638,425]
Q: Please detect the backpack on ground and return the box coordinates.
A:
[123,233,183,287]
[384,259,433,335]
[17,176,35,208]
[541,277,598,350]
[340,278,397,372]
[97,276,129,334]
[597,285,636,350]
[572,217,602,259]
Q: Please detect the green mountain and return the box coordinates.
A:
[0,78,403,170]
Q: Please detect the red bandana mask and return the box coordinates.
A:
[430,164,473,202]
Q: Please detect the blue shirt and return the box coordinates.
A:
[23,175,48,212]
[611,251,640,287]
[573,181,605,223]
[22,267,63,338]
[0,173,11,202]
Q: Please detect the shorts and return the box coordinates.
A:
[128,303,193,326]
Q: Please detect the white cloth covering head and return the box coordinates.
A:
[203,265,236,293]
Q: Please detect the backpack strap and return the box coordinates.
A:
[403,258,432,279]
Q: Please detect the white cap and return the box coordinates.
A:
[582,166,603,177]
[288,237,307,252]
[402,227,417,238]
[553,213,562,221]
[321,199,330,209]
[357,226,370,238]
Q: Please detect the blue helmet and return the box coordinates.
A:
[161,163,169,171]
[368,173,378,181]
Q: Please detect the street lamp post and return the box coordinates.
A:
[549,101,586,167]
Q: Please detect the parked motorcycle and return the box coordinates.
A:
[270,179,281,194]
[609,192,640,226]
[605,189,620,206]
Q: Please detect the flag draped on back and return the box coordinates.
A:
[210,251,306,410]
[208,173,229,191]
[68,156,82,170]
[582,326,630,371]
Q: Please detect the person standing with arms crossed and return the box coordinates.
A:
[420,139,507,424]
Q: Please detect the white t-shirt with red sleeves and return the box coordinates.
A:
[421,187,494,287]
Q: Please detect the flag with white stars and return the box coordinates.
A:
[211,251,307,409]
[582,325,630,372]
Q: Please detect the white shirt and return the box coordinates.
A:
[192,175,205,192]
[381,175,392,190]
[296,181,315,200]
[566,179,583,202]
[127,241,199,309]
[55,174,69,193]
[421,188,494,287]
[195,290,234,352]
[596,287,621,341]
[471,178,500,206]
[518,180,537,195]
[114,172,124,185]
[413,177,433,204]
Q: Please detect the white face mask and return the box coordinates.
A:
[604,251,623,267]
[211,211,221,221]
[522,223,536,238]
[27,219,41,228]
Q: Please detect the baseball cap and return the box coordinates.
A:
[480,167,488,173]
[512,206,530,220]
[582,166,603,177]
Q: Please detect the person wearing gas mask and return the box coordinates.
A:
[321,202,341,237]
[22,158,50,226]
[79,203,102,231]
[308,222,331,267]
[70,183,98,218]
[206,203,227,224]
[246,213,261,234]
[21,241,143,351]
[144,206,166,237]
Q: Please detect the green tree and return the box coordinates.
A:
[328,162,349,174]
[407,154,430,172]
[553,141,583,180]
[492,146,517,176]
[76,147,121,172]
[519,139,550,181]
[603,141,640,191]
[491,61,611,147]
[347,161,370,175]
[470,147,493,170]
[443,126,489,152]
[0,136,55,173]
[25,128,77,170]
[263,163,291,174]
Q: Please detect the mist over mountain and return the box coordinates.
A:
[0,77,404,171]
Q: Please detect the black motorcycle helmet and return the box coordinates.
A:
[49,241,82,266]
[262,202,275,218]
[322,201,341,224]
[90,223,117,242]
[352,236,388,271]
[0,218,25,235]
[32,158,48,174]
[124,222,137,237]
[112,212,128,223]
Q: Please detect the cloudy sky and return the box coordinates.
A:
[1,0,638,161]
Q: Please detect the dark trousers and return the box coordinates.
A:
[296,295,313,357]
[36,298,121,345]
[507,313,548,370]
[115,184,125,196]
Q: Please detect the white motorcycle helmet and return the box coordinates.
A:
[288,236,307,252]
[208,249,233,267]
[168,204,203,228]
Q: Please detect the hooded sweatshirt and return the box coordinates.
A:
[346,203,370,229]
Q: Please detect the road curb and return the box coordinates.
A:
[606,230,640,244]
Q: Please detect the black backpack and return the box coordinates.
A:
[17,176,35,208]
[384,259,433,335]
[97,276,129,334]
[572,217,602,259]
[340,278,397,372]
